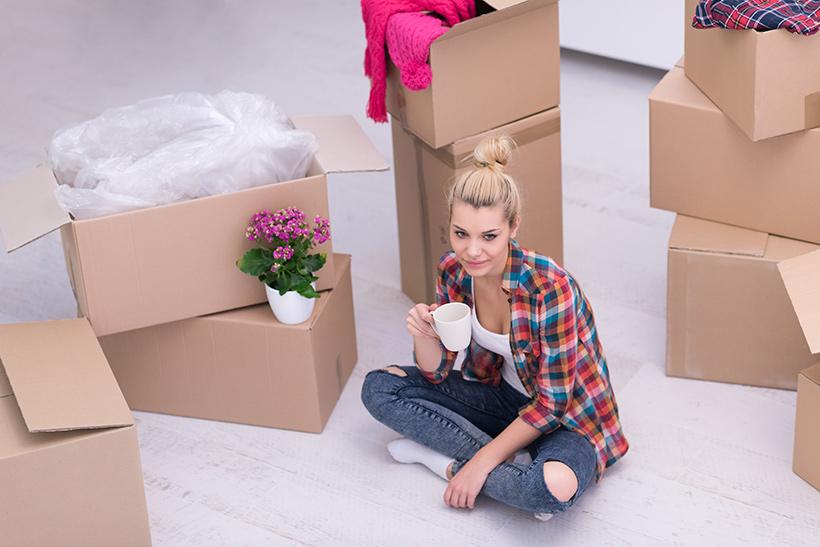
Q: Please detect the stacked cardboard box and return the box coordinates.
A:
[386,0,563,304]
[650,2,820,491]
[0,115,387,541]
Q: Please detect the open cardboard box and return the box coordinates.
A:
[0,115,387,337]
[650,63,820,246]
[666,215,820,390]
[0,319,151,546]
[391,107,563,304]
[98,254,356,434]
[778,249,820,490]
[385,0,560,149]
[683,0,820,142]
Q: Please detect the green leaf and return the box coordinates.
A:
[297,284,321,299]
[303,253,325,273]
[237,249,273,276]
[277,274,292,295]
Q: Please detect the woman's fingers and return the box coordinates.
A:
[407,303,438,338]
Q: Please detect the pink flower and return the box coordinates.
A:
[273,246,294,261]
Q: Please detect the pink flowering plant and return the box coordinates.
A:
[236,206,330,298]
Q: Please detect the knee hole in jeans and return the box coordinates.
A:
[543,461,578,503]
[383,366,407,377]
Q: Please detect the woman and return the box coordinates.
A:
[361,135,628,518]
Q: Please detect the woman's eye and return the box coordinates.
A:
[455,231,467,238]
[484,234,497,241]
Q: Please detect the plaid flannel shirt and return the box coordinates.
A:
[418,240,628,481]
[694,0,820,35]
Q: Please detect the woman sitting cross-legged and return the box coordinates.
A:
[361,135,629,520]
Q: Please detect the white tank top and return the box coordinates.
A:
[470,286,529,397]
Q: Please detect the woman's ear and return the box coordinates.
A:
[510,216,521,239]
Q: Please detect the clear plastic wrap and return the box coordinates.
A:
[48,90,319,220]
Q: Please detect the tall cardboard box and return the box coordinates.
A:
[392,107,563,304]
[778,250,820,490]
[98,254,356,434]
[0,116,387,337]
[0,319,151,546]
[683,0,820,141]
[666,215,820,390]
[650,65,820,246]
[385,0,560,148]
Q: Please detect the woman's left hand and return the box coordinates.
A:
[443,458,493,509]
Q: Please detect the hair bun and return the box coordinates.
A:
[473,135,514,170]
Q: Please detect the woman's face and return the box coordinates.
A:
[450,202,519,280]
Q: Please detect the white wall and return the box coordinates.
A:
[559,0,685,70]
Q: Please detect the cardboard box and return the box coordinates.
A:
[385,0,560,149]
[98,254,356,434]
[793,362,820,491]
[392,107,563,304]
[649,65,820,246]
[0,319,151,546]
[683,0,820,142]
[0,116,388,337]
[777,249,820,490]
[666,215,820,390]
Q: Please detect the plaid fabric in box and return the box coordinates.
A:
[694,0,820,35]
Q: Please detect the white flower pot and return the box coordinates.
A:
[264,283,316,325]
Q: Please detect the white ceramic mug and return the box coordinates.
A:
[431,302,472,352]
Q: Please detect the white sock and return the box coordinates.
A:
[387,438,453,481]
[534,512,554,521]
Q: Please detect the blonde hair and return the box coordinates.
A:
[447,135,522,227]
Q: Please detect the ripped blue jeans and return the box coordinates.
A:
[360,365,597,514]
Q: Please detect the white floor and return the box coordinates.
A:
[1,2,819,546]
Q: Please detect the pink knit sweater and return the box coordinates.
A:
[386,12,449,92]
[361,0,475,123]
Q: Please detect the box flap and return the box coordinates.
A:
[668,215,768,257]
[0,362,11,397]
[0,164,72,252]
[778,250,820,354]
[0,319,134,432]
[438,0,553,42]
[485,0,528,9]
[291,115,388,174]
[801,362,820,385]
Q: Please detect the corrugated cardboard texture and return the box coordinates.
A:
[666,215,820,390]
[0,319,133,432]
[385,0,559,148]
[650,66,820,246]
[99,254,356,433]
[793,362,820,491]
[0,164,71,252]
[684,0,820,141]
[778,249,820,354]
[392,107,563,304]
[0,401,152,547]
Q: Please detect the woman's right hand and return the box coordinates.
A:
[407,302,439,340]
